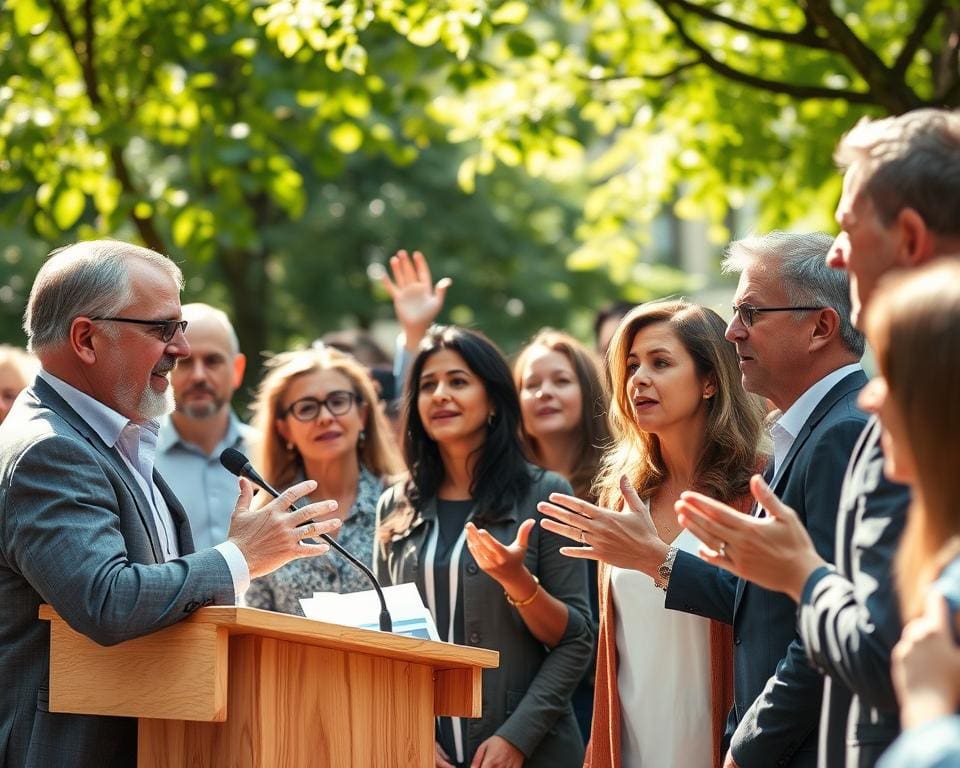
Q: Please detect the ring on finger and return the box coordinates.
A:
[718,541,727,559]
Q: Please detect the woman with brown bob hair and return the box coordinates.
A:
[545,300,766,767]
[244,346,403,614]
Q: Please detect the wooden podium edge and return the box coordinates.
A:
[39,605,497,721]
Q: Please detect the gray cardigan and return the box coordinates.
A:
[374,466,593,766]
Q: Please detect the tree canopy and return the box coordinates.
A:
[1,0,956,385]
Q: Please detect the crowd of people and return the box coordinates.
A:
[0,106,959,768]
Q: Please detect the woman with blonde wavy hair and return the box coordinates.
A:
[543,300,766,768]
[245,345,403,614]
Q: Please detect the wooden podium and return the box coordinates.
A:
[40,605,498,767]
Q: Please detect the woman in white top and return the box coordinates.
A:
[547,300,765,768]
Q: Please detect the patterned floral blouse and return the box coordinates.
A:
[244,466,385,616]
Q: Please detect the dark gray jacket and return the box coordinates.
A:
[374,467,592,767]
[0,378,234,768]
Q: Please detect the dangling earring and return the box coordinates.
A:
[487,412,495,426]
[358,429,366,447]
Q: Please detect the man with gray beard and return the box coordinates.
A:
[156,303,253,550]
[0,241,342,768]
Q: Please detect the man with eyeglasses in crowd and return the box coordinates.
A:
[0,240,343,768]
[156,303,254,550]
[663,231,869,768]
[542,231,868,767]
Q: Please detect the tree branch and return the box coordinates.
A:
[893,0,945,78]
[582,58,701,83]
[656,2,877,103]
[665,0,836,50]
[802,0,923,112]
[49,0,165,251]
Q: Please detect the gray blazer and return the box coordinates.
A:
[0,378,235,768]
[374,467,593,767]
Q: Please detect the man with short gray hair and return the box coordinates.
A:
[157,303,254,550]
[664,231,868,767]
[0,240,342,768]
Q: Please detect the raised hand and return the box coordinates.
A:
[538,475,668,575]
[380,249,451,348]
[675,473,826,601]
[228,477,342,578]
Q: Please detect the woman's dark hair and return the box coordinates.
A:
[401,325,532,522]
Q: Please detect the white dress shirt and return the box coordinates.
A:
[769,363,863,478]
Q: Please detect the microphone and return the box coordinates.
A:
[220,448,393,632]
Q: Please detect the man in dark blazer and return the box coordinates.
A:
[675,109,960,768]
[665,232,867,768]
[0,241,341,768]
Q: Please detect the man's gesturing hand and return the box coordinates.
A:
[228,478,341,579]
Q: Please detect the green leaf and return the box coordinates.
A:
[491,1,529,26]
[52,188,85,230]
[329,122,363,154]
[505,30,537,57]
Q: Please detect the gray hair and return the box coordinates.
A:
[835,108,960,236]
[723,231,865,356]
[24,240,184,353]
[181,303,241,355]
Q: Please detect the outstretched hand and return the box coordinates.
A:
[465,519,533,587]
[380,249,451,347]
[228,477,342,579]
[538,475,668,575]
[675,473,826,601]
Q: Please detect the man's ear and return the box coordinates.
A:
[231,352,247,390]
[896,207,936,267]
[70,317,98,365]
[809,307,840,352]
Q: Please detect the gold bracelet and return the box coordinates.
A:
[505,575,540,608]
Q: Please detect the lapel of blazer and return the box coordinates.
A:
[154,469,196,555]
[733,460,774,616]
[767,370,867,495]
[732,369,866,620]
[34,377,166,563]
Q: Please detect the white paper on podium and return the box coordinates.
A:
[300,583,440,640]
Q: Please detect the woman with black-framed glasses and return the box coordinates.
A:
[244,346,403,614]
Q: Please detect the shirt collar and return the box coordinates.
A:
[158,409,249,454]
[775,363,863,441]
[38,369,156,449]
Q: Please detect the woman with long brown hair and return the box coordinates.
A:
[542,300,766,767]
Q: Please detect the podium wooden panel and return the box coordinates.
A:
[40,605,498,767]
